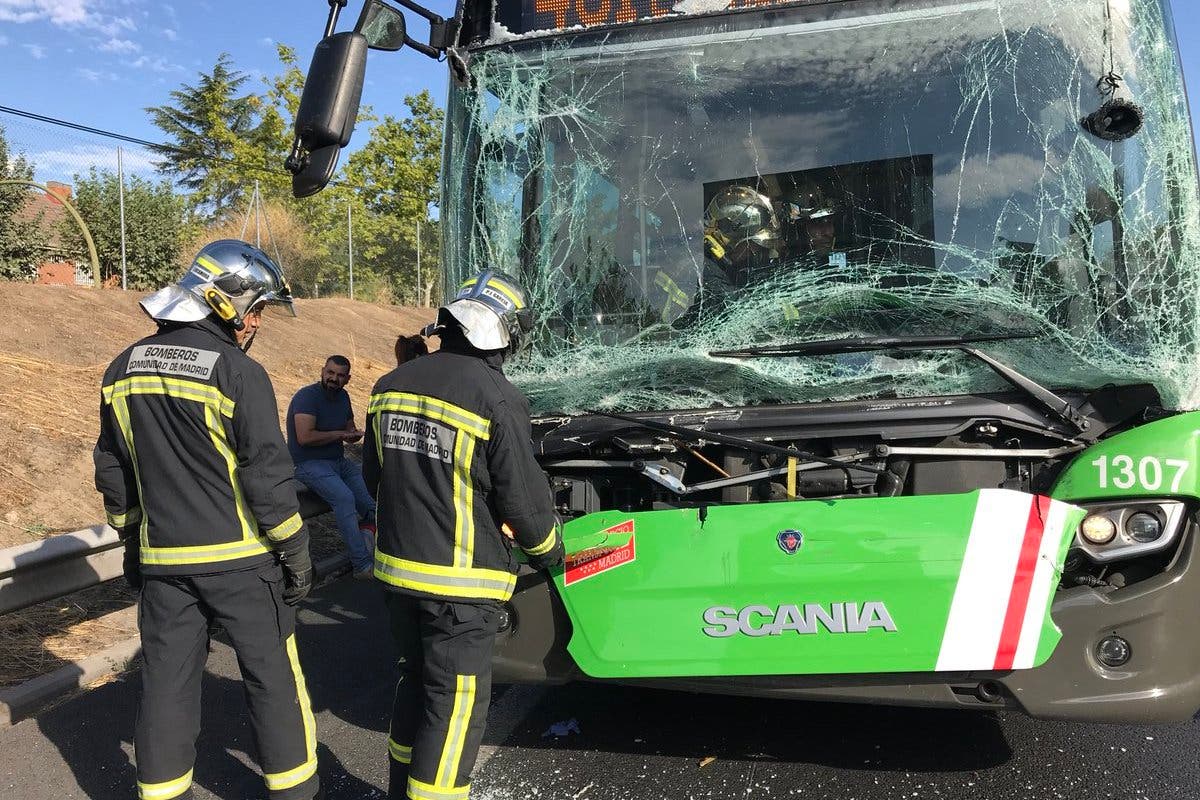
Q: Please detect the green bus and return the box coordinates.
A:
[293,0,1200,723]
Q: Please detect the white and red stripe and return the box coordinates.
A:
[935,490,1078,672]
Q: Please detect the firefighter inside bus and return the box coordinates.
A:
[692,158,935,318]
[781,182,849,270]
[699,177,852,294]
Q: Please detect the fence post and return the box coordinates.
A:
[118,147,127,290]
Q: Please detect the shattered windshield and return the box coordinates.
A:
[443,0,1200,414]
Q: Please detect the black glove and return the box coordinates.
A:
[527,548,564,571]
[121,535,142,591]
[276,532,314,606]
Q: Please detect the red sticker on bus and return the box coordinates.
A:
[564,521,636,586]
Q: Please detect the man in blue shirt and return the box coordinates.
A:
[287,355,377,578]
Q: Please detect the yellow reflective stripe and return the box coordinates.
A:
[374,552,516,601]
[110,395,149,547]
[372,410,384,465]
[107,376,235,418]
[655,272,688,310]
[452,433,476,569]
[486,277,525,309]
[194,254,223,277]
[407,775,470,800]
[107,507,142,529]
[206,404,257,541]
[137,769,193,800]
[141,537,272,565]
[388,738,413,764]
[265,512,302,543]
[523,525,559,557]
[367,392,490,441]
[264,635,318,791]
[436,674,476,787]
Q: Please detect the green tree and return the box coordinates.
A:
[65,168,194,290]
[342,91,444,303]
[0,125,48,281]
[147,54,259,217]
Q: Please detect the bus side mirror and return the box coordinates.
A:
[356,0,408,51]
[287,31,368,198]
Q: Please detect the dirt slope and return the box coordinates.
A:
[0,283,435,548]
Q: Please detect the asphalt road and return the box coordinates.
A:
[1,577,1198,800]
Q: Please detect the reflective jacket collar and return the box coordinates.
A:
[158,315,239,347]
[438,336,506,372]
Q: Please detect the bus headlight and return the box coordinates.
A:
[1125,512,1162,543]
[1074,501,1186,564]
[1080,514,1117,545]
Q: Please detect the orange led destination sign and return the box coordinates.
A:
[510,0,814,34]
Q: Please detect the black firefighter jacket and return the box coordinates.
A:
[94,316,308,576]
[363,342,564,603]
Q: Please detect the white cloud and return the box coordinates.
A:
[99,36,138,53]
[23,42,46,58]
[94,14,135,37]
[162,27,176,41]
[126,54,183,73]
[935,153,1049,212]
[76,66,117,82]
[260,36,274,46]
[0,1,136,36]
[0,0,89,26]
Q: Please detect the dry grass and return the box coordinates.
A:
[0,284,434,546]
[0,582,137,687]
[0,284,431,687]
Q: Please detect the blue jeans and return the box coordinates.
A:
[294,457,377,572]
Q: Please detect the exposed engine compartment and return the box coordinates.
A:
[532,383,1175,590]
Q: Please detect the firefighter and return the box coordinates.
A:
[783,183,847,267]
[93,239,320,800]
[702,184,785,288]
[363,270,565,800]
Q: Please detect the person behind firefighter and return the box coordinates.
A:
[363,270,565,800]
[394,332,429,366]
[93,239,320,800]
[783,182,847,268]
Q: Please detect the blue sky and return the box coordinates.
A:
[0,0,1197,184]
[0,0,456,180]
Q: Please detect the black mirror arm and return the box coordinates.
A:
[405,35,442,59]
[285,140,308,175]
[390,0,443,25]
[388,0,459,54]
[324,0,350,38]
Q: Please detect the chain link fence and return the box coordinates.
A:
[0,109,437,303]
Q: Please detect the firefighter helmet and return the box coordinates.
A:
[703,185,783,260]
[433,270,533,353]
[140,240,295,330]
[785,183,836,222]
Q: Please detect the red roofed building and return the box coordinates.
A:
[15,181,92,286]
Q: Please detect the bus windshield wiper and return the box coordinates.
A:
[709,333,1091,435]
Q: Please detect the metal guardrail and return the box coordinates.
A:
[0,485,333,616]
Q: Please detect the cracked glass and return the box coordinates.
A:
[443,0,1200,415]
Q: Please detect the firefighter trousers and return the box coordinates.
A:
[384,592,502,800]
[135,562,319,800]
